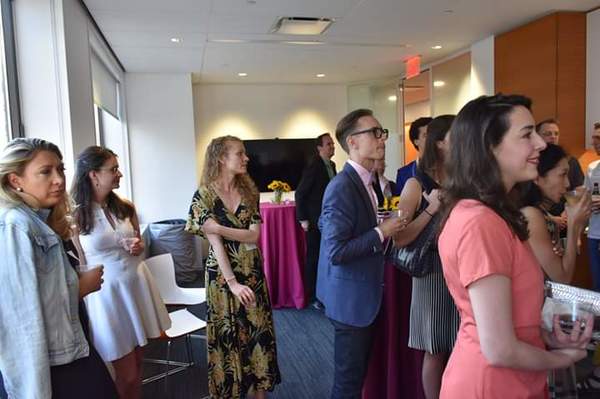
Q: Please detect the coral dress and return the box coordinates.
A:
[438,200,547,398]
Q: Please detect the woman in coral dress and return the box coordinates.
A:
[438,94,592,398]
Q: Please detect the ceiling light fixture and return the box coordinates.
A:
[170,37,182,43]
[431,45,442,50]
[238,72,248,77]
[316,73,325,78]
[271,17,334,35]
[433,80,446,87]
[388,95,397,102]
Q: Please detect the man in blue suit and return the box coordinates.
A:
[395,116,431,194]
[317,109,407,399]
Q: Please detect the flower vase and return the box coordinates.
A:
[273,190,283,204]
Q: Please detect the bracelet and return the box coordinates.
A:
[423,209,433,217]
[225,276,237,284]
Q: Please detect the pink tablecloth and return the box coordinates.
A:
[362,262,425,399]
[259,202,307,309]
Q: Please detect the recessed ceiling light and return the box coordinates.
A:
[170,37,182,43]
[431,45,442,50]
[238,72,248,77]
[316,73,325,78]
[388,95,397,102]
[433,80,446,87]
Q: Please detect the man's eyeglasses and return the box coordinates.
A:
[349,127,389,140]
[99,166,120,174]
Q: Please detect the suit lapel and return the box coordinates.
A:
[343,162,376,224]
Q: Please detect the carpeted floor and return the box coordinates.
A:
[141,304,334,399]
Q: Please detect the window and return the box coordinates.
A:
[0,0,21,148]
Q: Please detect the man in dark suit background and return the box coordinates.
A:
[295,132,336,309]
[317,109,406,398]
[395,116,431,194]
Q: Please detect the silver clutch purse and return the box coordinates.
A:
[544,281,600,343]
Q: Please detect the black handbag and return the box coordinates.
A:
[385,215,438,277]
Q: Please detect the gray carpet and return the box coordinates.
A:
[142,305,334,399]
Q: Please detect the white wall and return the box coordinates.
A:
[13,0,123,184]
[470,36,495,97]
[193,84,348,180]
[14,0,97,177]
[126,73,196,223]
[587,9,600,147]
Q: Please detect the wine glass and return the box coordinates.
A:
[114,221,137,252]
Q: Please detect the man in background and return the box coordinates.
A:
[537,118,584,189]
[395,117,431,194]
[295,133,336,309]
[586,122,600,292]
[581,122,600,394]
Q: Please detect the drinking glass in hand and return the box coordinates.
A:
[114,223,137,252]
[564,187,586,207]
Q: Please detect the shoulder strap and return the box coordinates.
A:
[71,229,87,267]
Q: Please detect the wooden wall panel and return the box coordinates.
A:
[495,14,557,120]
[557,12,586,157]
[495,11,589,289]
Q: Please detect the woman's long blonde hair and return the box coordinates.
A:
[201,135,259,211]
[0,138,72,240]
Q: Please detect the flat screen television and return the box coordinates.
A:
[244,138,317,192]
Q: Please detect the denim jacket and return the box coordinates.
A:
[0,204,88,399]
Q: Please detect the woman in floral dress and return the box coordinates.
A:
[186,135,280,399]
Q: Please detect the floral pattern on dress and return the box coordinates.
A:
[185,185,281,398]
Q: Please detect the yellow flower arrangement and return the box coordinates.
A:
[383,196,401,211]
[267,180,291,192]
[267,180,291,204]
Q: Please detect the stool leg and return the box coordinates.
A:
[185,335,194,367]
[165,339,172,394]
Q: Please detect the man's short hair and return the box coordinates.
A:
[316,133,331,147]
[335,109,373,153]
[536,118,559,132]
[594,121,600,130]
[409,117,432,150]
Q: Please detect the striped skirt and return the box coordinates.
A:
[408,253,460,354]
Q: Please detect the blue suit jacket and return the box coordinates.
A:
[316,162,385,327]
[395,160,418,195]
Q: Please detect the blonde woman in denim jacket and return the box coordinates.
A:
[0,138,117,399]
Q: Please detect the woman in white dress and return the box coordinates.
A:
[70,146,170,398]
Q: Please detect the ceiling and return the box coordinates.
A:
[83,0,599,84]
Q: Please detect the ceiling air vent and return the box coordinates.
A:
[270,17,334,35]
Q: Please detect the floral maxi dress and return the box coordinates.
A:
[185,186,281,398]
